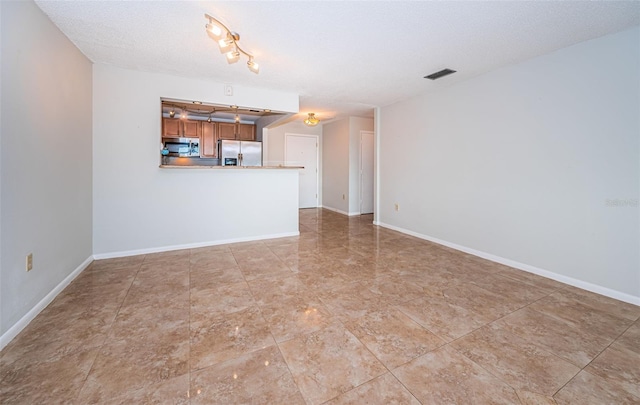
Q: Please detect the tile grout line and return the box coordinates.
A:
[73,258,145,403]
[552,318,640,399]
[263,232,314,405]
[334,313,426,405]
[388,270,577,400]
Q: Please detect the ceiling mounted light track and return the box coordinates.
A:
[304,113,319,126]
[205,14,260,74]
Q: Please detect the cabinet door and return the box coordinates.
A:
[183,120,200,138]
[218,123,237,140]
[162,118,181,137]
[237,124,256,141]
[200,122,217,158]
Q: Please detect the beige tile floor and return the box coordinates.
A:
[1,208,639,404]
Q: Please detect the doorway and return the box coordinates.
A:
[360,131,374,214]
[285,134,319,208]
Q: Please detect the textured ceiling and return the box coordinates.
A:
[34,1,640,122]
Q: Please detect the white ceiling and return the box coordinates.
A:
[35,1,640,122]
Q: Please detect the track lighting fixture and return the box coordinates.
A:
[205,14,260,74]
[304,113,319,126]
[168,107,175,118]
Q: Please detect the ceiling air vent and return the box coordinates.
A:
[424,69,456,80]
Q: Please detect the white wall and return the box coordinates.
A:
[379,27,640,302]
[1,1,93,338]
[93,65,300,255]
[255,114,287,142]
[348,117,375,214]
[322,119,350,213]
[322,117,374,215]
[264,120,322,166]
[264,120,323,205]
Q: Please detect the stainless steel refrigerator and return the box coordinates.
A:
[219,140,262,167]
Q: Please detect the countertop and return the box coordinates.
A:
[159,165,304,169]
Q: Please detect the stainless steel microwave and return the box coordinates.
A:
[163,137,199,157]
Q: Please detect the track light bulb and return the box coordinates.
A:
[206,22,223,39]
[235,114,240,123]
[169,109,175,118]
[226,50,240,64]
[247,59,260,74]
[218,37,234,53]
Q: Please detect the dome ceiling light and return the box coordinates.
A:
[304,113,319,126]
[205,14,260,74]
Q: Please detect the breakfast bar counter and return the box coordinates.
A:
[159,165,303,169]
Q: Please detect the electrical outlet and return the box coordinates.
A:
[224,84,233,96]
[394,203,400,211]
[26,253,33,272]
[342,194,346,200]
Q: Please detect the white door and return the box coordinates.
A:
[285,134,319,208]
[360,131,374,214]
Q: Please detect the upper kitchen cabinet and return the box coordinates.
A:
[238,124,256,141]
[163,118,180,137]
[217,122,256,141]
[218,123,256,140]
[183,120,200,138]
[162,118,200,138]
[218,123,237,140]
[200,122,257,158]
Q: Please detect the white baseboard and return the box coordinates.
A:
[322,206,360,216]
[377,222,640,306]
[0,255,94,350]
[93,231,300,260]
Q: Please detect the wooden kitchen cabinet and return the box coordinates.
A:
[162,118,200,138]
[218,123,237,140]
[162,118,181,137]
[216,123,256,140]
[183,120,200,138]
[200,122,217,158]
[238,124,256,141]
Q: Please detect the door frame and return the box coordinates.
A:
[284,133,320,208]
[359,130,374,214]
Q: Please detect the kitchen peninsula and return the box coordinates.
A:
[90,65,303,258]
[145,98,302,249]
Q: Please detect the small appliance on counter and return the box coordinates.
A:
[219,140,262,166]
[163,137,200,157]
